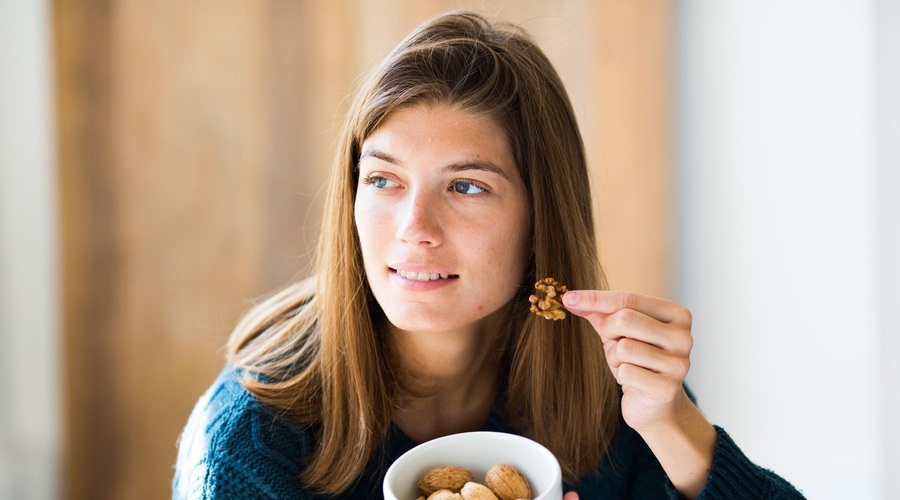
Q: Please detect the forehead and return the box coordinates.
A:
[361,104,515,166]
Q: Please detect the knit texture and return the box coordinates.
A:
[173,367,805,499]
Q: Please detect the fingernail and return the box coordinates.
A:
[563,291,579,306]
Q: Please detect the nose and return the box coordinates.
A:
[395,191,443,247]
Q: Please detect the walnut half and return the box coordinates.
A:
[528,277,568,320]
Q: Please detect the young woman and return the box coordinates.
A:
[174,10,803,499]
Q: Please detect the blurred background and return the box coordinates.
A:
[0,0,897,499]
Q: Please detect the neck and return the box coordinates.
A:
[388,310,507,443]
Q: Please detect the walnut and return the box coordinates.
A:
[459,482,499,500]
[528,277,568,320]
[426,491,463,500]
[418,466,475,496]
[416,464,534,500]
[484,464,531,500]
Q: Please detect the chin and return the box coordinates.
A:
[382,308,472,334]
[386,316,460,334]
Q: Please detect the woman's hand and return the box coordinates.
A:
[562,290,717,498]
[562,290,693,432]
[563,492,579,500]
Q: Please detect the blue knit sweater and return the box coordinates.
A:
[173,367,804,499]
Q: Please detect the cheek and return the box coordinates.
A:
[354,200,380,261]
[356,202,400,277]
[483,212,529,260]
[466,214,530,286]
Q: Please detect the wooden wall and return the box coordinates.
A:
[54,1,670,498]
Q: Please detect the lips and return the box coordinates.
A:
[396,269,451,281]
[390,267,459,282]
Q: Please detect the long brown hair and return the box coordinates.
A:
[227,10,619,494]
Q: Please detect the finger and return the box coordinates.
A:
[563,492,580,500]
[605,338,691,380]
[598,308,693,354]
[563,290,692,328]
[615,363,683,403]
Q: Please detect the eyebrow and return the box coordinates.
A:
[359,148,512,181]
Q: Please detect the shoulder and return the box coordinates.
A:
[173,366,318,499]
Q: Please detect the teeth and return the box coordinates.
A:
[397,269,454,281]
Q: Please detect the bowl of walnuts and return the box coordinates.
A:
[382,431,563,500]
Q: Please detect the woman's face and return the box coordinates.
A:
[355,104,531,334]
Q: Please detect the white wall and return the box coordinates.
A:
[876,0,900,498]
[676,2,894,499]
[0,0,61,499]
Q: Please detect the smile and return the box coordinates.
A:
[393,268,459,281]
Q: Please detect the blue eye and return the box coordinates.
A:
[452,180,485,195]
[363,174,399,189]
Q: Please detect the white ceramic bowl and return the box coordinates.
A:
[383,431,563,500]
